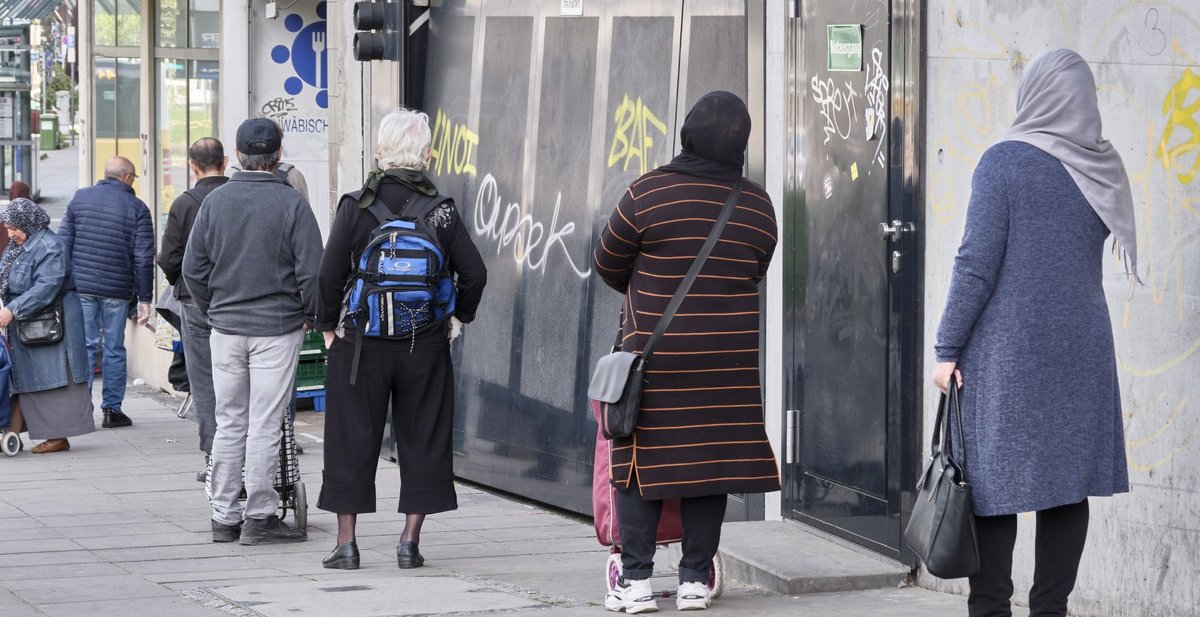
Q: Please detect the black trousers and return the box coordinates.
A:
[316,337,457,515]
[969,499,1090,617]
[615,473,726,584]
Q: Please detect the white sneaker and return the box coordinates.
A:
[606,577,658,613]
[675,581,711,611]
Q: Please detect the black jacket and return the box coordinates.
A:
[317,178,487,349]
[156,175,229,300]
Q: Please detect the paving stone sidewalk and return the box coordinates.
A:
[0,385,979,616]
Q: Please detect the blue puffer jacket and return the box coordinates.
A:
[58,179,155,301]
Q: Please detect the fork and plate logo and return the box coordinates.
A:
[269,1,328,109]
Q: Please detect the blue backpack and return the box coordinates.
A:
[342,193,456,382]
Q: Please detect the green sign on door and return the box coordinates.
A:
[827,24,863,71]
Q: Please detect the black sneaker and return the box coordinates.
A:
[101,408,133,428]
[239,514,307,545]
[211,519,242,542]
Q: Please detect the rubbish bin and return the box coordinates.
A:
[39,114,58,151]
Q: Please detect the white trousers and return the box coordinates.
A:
[208,329,303,525]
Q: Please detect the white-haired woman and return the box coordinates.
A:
[315,108,487,570]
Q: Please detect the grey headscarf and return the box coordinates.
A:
[0,198,51,303]
[1002,48,1138,279]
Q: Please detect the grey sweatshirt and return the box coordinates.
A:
[182,171,324,336]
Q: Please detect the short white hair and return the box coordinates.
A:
[377,108,432,170]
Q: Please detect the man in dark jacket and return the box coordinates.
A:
[183,119,323,545]
[157,138,228,481]
[59,156,155,429]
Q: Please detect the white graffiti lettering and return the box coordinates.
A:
[472,173,592,279]
[811,76,859,144]
[864,47,890,169]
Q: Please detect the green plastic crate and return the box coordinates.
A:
[301,330,325,352]
[295,357,326,389]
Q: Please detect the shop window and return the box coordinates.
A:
[155,58,219,211]
[158,0,219,48]
[93,56,141,181]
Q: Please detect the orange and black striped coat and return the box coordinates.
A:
[593,170,781,500]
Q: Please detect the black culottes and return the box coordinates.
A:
[316,336,458,515]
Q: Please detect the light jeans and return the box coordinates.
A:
[208,329,303,525]
[79,295,129,410]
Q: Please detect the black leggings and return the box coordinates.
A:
[969,499,1090,617]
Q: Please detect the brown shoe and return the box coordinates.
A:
[32,438,69,453]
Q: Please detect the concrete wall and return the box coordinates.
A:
[922,2,1200,615]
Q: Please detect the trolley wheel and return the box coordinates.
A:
[708,553,725,598]
[1,431,19,457]
[605,552,622,593]
[293,481,308,530]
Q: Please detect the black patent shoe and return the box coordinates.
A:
[323,541,360,570]
[396,541,424,569]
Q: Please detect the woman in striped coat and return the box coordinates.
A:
[594,91,779,613]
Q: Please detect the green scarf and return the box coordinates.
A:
[358,168,438,209]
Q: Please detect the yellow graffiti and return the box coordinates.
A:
[1156,67,1200,185]
[428,109,479,178]
[607,95,667,175]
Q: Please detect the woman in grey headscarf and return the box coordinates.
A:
[932,49,1132,616]
[0,198,93,453]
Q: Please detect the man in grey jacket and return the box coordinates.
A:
[183,119,323,545]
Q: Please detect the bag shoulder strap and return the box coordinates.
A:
[641,180,742,361]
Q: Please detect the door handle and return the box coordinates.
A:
[878,220,915,242]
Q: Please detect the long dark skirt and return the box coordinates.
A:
[317,335,457,515]
[20,380,95,440]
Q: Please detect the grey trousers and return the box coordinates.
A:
[209,329,303,525]
[180,302,216,455]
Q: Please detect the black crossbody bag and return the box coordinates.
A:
[16,296,65,346]
[587,180,743,440]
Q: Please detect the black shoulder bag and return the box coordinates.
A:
[16,296,65,346]
[587,180,743,440]
[903,383,980,578]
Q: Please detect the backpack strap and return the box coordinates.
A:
[180,188,204,210]
[274,162,295,185]
[400,193,453,221]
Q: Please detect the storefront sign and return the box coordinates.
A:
[251,0,330,222]
[561,0,583,16]
[827,24,863,72]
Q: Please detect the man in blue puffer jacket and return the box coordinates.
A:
[59,157,155,429]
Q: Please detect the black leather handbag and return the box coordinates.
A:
[587,181,743,440]
[904,384,980,578]
[15,297,65,346]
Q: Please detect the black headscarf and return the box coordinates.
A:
[656,91,751,181]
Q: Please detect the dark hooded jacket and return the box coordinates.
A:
[593,91,780,500]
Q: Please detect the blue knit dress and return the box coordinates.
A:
[936,141,1130,517]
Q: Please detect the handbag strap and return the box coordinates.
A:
[931,385,969,481]
[641,180,742,361]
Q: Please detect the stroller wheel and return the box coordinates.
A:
[2,432,19,457]
[293,481,308,530]
[605,552,622,593]
[708,553,725,598]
